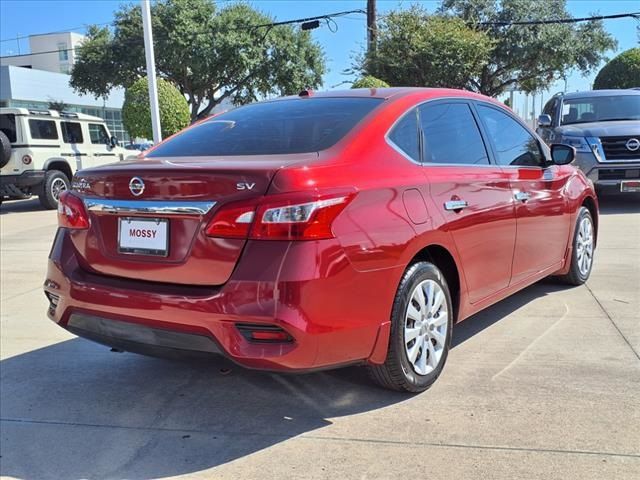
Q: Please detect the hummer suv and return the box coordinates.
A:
[0,108,131,209]
[537,89,640,194]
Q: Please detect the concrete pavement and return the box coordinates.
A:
[1,195,639,479]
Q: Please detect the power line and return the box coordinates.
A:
[0,22,113,43]
[477,11,640,26]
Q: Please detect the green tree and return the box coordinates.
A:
[47,100,68,112]
[594,48,640,90]
[122,77,190,139]
[439,0,617,96]
[360,7,493,89]
[71,0,325,121]
[351,76,390,88]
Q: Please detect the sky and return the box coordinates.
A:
[1,0,638,119]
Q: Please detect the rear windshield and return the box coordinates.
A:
[561,95,640,125]
[147,98,383,157]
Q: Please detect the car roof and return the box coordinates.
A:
[561,89,640,100]
[0,107,104,122]
[271,87,497,103]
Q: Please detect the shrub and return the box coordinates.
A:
[593,48,640,90]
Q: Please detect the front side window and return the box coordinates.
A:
[88,124,109,144]
[388,108,420,162]
[419,102,489,165]
[560,95,640,125]
[61,122,83,144]
[29,119,59,140]
[0,114,17,142]
[477,105,544,167]
[147,98,383,157]
[542,99,557,123]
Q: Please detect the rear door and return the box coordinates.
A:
[475,103,572,285]
[420,100,516,304]
[60,121,89,172]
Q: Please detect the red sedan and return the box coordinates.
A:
[46,88,597,392]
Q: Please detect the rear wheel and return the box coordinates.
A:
[368,261,453,392]
[38,170,69,210]
[558,206,595,285]
[0,131,11,168]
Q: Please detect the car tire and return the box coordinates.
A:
[557,206,595,286]
[0,131,11,168]
[368,261,453,393]
[38,170,70,210]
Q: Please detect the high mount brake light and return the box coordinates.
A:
[57,191,90,229]
[205,192,355,241]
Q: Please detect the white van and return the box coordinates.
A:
[0,108,133,209]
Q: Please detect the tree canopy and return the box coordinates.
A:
[71,0,325,121]
[593,48,640,90]
[351,76,390,89]
[358,0,617,97]
[438,0,617,96]
[122,77,190,140]
[360,6,493,90]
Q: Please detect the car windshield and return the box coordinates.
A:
[146,97,384,157]
[560,95,640,125]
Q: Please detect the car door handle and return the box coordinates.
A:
[514,191,531,202]
[444,200,469,211]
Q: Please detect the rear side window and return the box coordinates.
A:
[147,98,383,157]
[88,123,109,144]
[419,103,489,165]
[388,108,420,162]
[29,119,59,140]
[61,122,84,144]
[0,114,17,142]
[476,105,544,167]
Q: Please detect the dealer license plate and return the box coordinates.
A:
[118,217,169,256]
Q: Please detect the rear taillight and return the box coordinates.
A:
[205,191,355,241]
[57,191,90,229]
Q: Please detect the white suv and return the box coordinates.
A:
[0,108,132,209]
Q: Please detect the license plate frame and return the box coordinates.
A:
[118,217,169,257]
[620,180,640,193]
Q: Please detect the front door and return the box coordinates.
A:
[419,101,517,303]
[475,103,572,285]
[87,122,118,167]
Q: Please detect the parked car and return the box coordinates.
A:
[45,88,598,392]
[125,142,153,152]
[0,108,131,209]
[536,89,640,194]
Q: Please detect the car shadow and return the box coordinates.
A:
[0,197,46,215]
[598,192,640,215]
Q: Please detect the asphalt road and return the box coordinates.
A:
[1,194,639,480]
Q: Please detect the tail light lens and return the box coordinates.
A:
[205,191,355,241]
[57,191,90,229]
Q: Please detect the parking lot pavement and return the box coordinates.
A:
[1,195,639,480]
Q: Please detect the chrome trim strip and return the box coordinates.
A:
[84,198,216,215]
[444,200,469,211]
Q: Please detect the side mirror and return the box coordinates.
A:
[109,136,118,148]
[551,144,575,165]
[538,114,552,128]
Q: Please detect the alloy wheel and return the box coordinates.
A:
[51,177,68,201]
[576,216,594,276]
[404,279,448,376]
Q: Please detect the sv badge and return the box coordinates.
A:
[236,182,256,190]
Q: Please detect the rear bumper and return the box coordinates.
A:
[44,228,400,371]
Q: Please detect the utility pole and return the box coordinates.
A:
[141,0,162,143]
[367,0,377,54]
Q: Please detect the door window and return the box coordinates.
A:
[28,119,59,140]
[476,105,545,167]
[88,124,110,145]
[418,103,489,165]
[542,99,557,124]
[388,108,420,162]
[0,114,17,142]
[61,122,84,144]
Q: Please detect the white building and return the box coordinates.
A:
[0,32,86,74]
[0,33,129,142]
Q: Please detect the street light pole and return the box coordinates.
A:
[141,0,162,143]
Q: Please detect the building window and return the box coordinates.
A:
[60,65,71,74]
[58,42,68,61]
